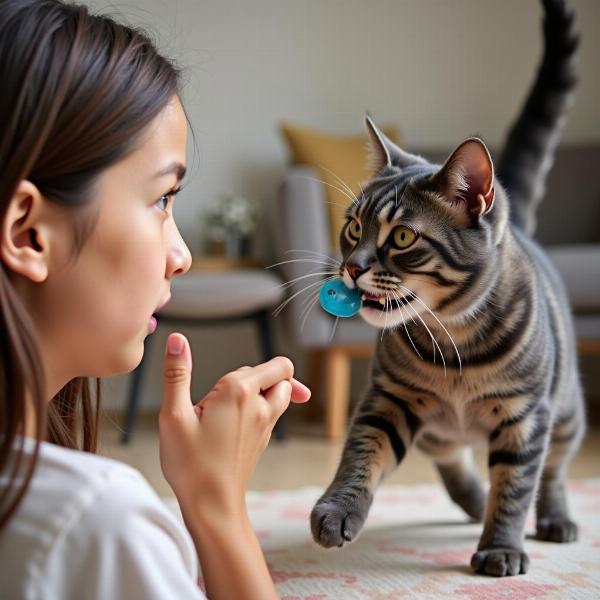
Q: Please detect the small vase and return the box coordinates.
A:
[225,235,251,258]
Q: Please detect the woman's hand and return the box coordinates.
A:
[159,332,309,599]
[158,332,310,520]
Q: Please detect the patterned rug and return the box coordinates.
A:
[167,480,600,599]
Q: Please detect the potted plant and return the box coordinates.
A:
[203,193,259,257]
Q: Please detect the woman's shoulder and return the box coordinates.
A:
[32,436,145,484]
[6,437,190,545]
[11,438,160,527]
[0,438,200,599]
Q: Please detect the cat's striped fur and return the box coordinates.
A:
[310,0,584,577]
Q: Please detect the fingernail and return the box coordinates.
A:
[168,335,184,356]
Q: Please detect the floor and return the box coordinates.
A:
[100,408,600,499]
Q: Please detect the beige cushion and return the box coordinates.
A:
[159,270,284,320]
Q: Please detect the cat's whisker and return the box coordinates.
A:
[329,169,359,204]
[389,289,423,361]
[414,309,446,375]
[400,306,424,361]
[381,295,389,341]
[398,293,420,329]
[317,164,360,206]
[274,270,339,292]
[399,285,462,375]
[328,316,340,343]
[272,275,336,317]
[298,175,359,207]
[299,285,323,312]
[266,258,339,270]
[322,200,356,213]
[285,249,340,264]
[300,293,321,333]
[405,289,457,373]
[402,295,447,376]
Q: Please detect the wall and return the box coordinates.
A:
[88,0,600,412]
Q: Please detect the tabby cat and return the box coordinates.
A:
[310,0,585,577]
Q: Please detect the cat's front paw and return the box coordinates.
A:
[536,517,578,542]
[310,491,372,548]
[470,547,530,577]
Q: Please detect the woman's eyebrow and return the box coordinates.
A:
[154,161,186,180]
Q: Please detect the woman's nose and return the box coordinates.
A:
[167,228,192,277]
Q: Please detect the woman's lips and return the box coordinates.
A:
[148,316,157,333]
[149,294,170,333]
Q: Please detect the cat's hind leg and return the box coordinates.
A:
[471,399,552,577]
[535,402,585,543]
[417,434,486,521]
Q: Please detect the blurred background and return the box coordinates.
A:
[88,0,600,489]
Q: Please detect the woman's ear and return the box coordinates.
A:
[1,180,50,282]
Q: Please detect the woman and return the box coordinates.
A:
[0,1,310,598]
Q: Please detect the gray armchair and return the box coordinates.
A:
[274,166,376,440]
[274,146,600,440]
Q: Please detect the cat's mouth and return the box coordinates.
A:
[360,290,413,312]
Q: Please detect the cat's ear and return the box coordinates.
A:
[430,138,495,222]
[365,114,425,174]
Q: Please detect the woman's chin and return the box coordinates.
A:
[99,338,147,377]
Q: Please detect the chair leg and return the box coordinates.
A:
[324,348,351,441]
[121,336,152,444]
[578,339,600,355]
[256,310,286,440]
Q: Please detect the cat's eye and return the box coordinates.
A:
[347,219,362,241]
[392,226,417,249]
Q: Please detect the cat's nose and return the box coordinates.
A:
[346,263,367,281]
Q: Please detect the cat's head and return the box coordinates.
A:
[339,116,509,329]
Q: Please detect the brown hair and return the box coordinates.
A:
[0,0,181,529]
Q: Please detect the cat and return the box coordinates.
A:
[310,0,584,577]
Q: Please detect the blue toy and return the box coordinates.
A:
[319,279,362,318]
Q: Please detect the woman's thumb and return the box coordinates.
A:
[162,333,193,415]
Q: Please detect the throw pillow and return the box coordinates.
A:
[280,121,402,250]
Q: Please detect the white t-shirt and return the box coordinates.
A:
[0,437,206,600]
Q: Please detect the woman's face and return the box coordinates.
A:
[35,96,192,391]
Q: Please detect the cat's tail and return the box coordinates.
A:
[497,0,579,236]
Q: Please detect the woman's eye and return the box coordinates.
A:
[155,186,181,212]
[156,194,170,211]
[392,226,417,249]
[347,219,361,240]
